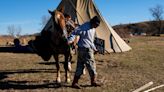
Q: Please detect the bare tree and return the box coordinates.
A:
[16,26,22,37]
[149,4,164,35]
[7,25,22,37]
[7,25,15,37]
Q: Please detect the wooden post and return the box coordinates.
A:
[132,82,153,92]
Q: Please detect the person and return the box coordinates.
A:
[64,14,87,74]
[64,14,80,54]
[68,16,101,89]
[64,13,76,34]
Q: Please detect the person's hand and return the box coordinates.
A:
[67,41,73,45]
[94,50,98,54]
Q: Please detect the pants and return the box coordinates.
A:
[74,47,97,77]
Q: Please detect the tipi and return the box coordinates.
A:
[44,0,132,53]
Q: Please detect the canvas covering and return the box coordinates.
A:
[43,0,132,53]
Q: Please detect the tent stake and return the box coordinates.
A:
[144,84,164,92]
[132,81,153,92]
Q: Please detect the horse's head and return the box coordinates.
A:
[48,9,68,45]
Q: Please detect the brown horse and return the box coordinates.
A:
[29,9,72,83]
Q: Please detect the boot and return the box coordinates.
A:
[72,76,81,89]
[91,76,102,87]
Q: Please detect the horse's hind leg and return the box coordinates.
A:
[64,54,71,83]
[53,54,61,83]
[68,54,72,71]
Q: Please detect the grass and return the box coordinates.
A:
[0,36,164,92]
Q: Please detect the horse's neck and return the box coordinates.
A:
[54,10,66,30]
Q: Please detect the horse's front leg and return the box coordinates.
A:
[53,54,61,83]
[64,54,71,83]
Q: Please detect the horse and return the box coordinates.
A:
[29,9,72,83]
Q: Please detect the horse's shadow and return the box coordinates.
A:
[38,61,75,65]
[0,62,93,90]
[0,68,71,90]
[38,61,61,65]
[0,80,63,90]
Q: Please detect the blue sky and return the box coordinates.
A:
[0,0,164,35]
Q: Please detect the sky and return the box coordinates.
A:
[0,0,164,35]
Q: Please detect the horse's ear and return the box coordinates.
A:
[48,10,54,15]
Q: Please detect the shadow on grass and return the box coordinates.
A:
[39,61,56,65]
[0,81,63,89]
[38,61,75,65]
[0,68,77,90]
[0,68,57,75]
[0,68,97,90]
[0,80,95,90]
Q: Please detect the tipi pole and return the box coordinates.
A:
[67,0,85,23]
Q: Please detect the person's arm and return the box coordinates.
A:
[67,27,81,44]
[68,34,76,44]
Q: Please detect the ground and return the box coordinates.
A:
[0,36,164,92]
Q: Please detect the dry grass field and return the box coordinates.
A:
[0,36,163,92]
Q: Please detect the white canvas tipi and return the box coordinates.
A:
[45,0,132,53]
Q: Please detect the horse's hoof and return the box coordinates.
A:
[56,78,61,83]
[83,68,86,75]
[66,78,71,83]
